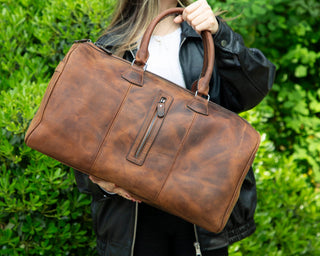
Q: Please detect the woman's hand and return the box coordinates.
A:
[174,0,219,34]
[89,175,141,202]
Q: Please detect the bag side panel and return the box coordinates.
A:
[25,43,132,171]
[25,44,79,144]
[156,103,260,233]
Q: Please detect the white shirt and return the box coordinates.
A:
[146,27,186,88]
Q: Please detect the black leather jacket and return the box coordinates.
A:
[75,18,276,256]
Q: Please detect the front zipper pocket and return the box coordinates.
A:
[127,91,173,166]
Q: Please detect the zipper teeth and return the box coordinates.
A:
[194,224,199,242]
[179,36,186,49]
[135,112,157,158]
[134,97,166,158]
[194,224,202,256]
[130,202,138,256]
[179,36,187,87]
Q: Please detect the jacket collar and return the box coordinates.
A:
[124,22,200,60]
[180,21,201,39]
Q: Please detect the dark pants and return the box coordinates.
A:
[134,203,228,256]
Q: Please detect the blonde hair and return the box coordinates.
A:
[101,0,191,56]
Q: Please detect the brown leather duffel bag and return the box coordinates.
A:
[25,8,260,233]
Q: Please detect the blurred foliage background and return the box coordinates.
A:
[0,0,319,255]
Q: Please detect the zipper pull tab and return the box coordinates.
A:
[194,242,202,256]
[157,97,166,118]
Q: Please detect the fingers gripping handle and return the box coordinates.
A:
[135,7,215,96]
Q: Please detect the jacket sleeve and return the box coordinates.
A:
[213,17,276,113]
[73,169,118,198]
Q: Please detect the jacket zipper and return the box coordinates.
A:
[134,97,166,158]
[130,202,139,256]
[130,205,202,256]
[194,224,202,256]
[129,48,135,60]
[179,36,187,49]
[179,36,187,86]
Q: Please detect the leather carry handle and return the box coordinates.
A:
[135,7,215,96]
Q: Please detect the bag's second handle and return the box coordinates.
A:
[135,7,215,97]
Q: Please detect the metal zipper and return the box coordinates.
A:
[193,224,202,256]
[129,48,136,61]
[134,97,167,158]
[130,206,201,256]
[179,36,187,49]
[74,39,92,43]
[130,202,139,256]
[179,36,187,86]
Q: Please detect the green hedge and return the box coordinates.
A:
[211,0,320,184]
[1,0,115,254]
[1,0,319,255]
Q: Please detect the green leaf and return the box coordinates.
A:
[295,65,308,78]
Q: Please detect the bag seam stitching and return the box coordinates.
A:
[154,111,197,201]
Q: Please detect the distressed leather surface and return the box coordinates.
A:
[25,8,260,233]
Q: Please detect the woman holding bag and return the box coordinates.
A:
[74,0,275,255]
